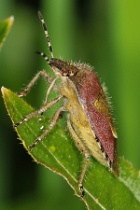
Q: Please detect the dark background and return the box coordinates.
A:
[0,0,140,209]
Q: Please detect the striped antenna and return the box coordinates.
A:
[38,11,54,58]
[36,51,50,62]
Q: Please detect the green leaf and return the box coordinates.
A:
[1,87,140,210]
[0,16,14,49]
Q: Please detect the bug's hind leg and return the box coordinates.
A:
[67,115,90,197]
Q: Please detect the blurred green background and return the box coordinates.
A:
[0,0,140,209]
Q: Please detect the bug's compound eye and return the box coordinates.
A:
[68,69,75,77]
[61,67,78,77]
[61,69,75,77]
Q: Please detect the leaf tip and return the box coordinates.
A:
[1,86,6,95]
[1,87,13,100]
[0,15,14,49]
[1,86,8,96]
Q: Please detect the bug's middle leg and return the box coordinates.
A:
[29,106,65,150]
[14,95,63,127]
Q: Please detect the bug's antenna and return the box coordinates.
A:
[38,11,54,58]
[36,51,50,62]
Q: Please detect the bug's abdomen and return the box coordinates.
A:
[65,99,110,168]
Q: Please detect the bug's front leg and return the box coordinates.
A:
[67,115,90,197]
[44,77,58,104]
[18,70,56,97]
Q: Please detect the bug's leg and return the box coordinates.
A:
[43,77,58,105]
[14,95,63,127]
[18,70,56,97]
[78,154,90,197]
[29,106,65,150]
[67,115,90,197]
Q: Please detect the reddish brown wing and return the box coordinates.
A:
[71,67,115,163]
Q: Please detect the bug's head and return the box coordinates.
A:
[49,58,78,77]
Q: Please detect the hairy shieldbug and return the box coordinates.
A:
[14,11,118,196]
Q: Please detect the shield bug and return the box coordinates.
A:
[14,11,118,196]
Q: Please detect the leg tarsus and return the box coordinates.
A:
[78,153,90,197]
[79,183,85,197]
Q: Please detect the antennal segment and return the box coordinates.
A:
[38,11,54,58]
[36,51,50,63]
